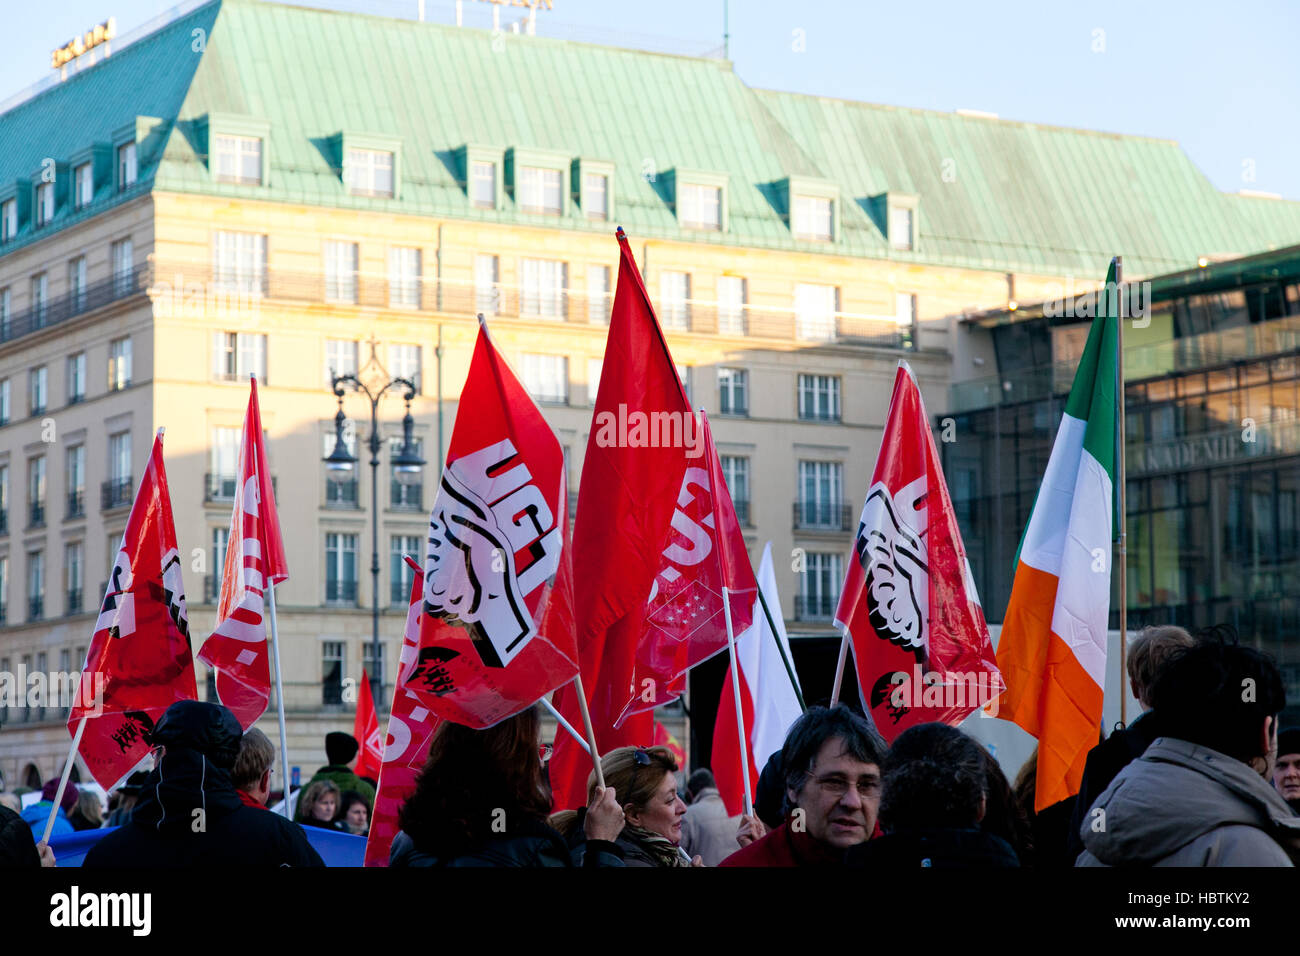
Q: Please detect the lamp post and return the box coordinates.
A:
[324,372,424,711]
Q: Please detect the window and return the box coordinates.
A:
[117,142,137,190]
[471,161,496,208]
[676,364,693,404]
[896,292,917,328]
[65,542,83,615]
[0,379,8,423]
[29,366,47,415]
[66,353,85,403]
[795,283,838,340]
[31,273,47,327]
[27,551,44,622]
[586,264,610,325]
[475,254,499,316]
[798,461,844,529]
[521,258,566,318]
[207,527,230,601]
[389,438,423,511]
[74,163,93,208]
[326,533,358,604]
[106,432,131,507]
[325,339,358,386]
[322,640,344,706]
[0,287,9,338]
[212,332,267,383]
[68,257,87,313]
[389,344,422,393]
[520,354,568,405]
[213,135,262,185]
[324,241,359,304]
[346,149,394,197]
[586,358,603,405]
[390,534,421,604]
[112,238,133,296]
[659,271,690,330]
[798,374,841,422]
[388,247,421,309]
[109,337,132,390]
[720,455,751,525]
[28,457,45,527]
[0,561,6,623]
[718,367,748,416]
[65,445,84,518]
[362,643,386,698]
[679,183,721,230]
[323,430,359,507]
[890,206,914,251]
[210,427,240,499]
[717,276,746,335]
[1,199,15,241]
[518,166,562,214]
[0,465,8,528]
[213,231,266,296]
[35,183,54,227]
[583,173,608,220]
[793,195,833,240]
[800,552,842,620]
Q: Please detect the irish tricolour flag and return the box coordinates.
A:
[995,260,1119,812]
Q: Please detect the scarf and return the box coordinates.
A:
[622,824,690,868]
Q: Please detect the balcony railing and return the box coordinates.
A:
[793,501,854,532]
[389,480,423,512]
[28,596,43,621]
[66,490,85,519]
[66,589,82,615]
[325,580,358,604]
[794,593,836,621]
[325,478,359,508]
[391,578,411,606]
[206,473,237,501]
[0,265,147,346]
[28,501,45,528]
[101,477,132,510]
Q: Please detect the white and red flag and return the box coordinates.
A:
[354,667,383,782]
[713,542,803,816]
[197,376,288,730]
[833,361,1003,740]
[70,429,198,789]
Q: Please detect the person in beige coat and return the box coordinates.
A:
[680,769,742,866]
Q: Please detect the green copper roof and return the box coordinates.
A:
[4,0,1299,279]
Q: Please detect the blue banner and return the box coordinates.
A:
[48,823,367,867]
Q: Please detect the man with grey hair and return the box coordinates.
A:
[232,727,276,809]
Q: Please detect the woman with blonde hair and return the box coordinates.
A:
[296,779,343,830]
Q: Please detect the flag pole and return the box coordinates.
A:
[722,585,755,818]
[1115,256,1129,727]
[756,586,805,712]
[829,633,849,707]
[541,698,591,755]
[267,581,293,818]
[43,716,87,844]
[571,675,606,790]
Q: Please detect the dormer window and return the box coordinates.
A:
[1,199,15,241]
[74,163,93,208]
[214,135,263,185]
[117,142,137,191]
[793,195,833,241]
[679,183,721,231]
[583,173,608,220]
[471,161,496,208]
[346,149,394,198]
[890,206,914,251]
[34,183,54,227]
[518,166,562,214]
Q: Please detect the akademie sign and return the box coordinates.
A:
[51,18,116,70]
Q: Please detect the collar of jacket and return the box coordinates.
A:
[1146,737,1300,835]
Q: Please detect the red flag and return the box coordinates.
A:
[407,321,578,727]
[834,361,1003,740]
[653,720,686,770]
[69,430,198,789]
[354,668,383,781]
[364,558,442,867]
[197,376,288,729]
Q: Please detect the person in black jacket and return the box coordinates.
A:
[848,722,1019,869]
[0,804,55,867]
[83,701,324,867]
[391,704,625,867]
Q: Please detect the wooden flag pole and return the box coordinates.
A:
[722,586,755,818]
[267,581,294,818]
[44,716,87,844]
[1115,256,1129,727]
[756,586,806,712]
[829,633,849,707]
[571,674,606,790]
[542,698,592,756]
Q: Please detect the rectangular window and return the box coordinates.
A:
[718,367,748,416]
[720,455,751,525]
[795,283,838,341]
[208,526,230,602]
[322,640,344,706]
[521,258,566,318]
[112,238,134,296]
[388,247,421,309]
[798,461,844,529]
[0,199,15,241]
[324,241,359,304]
[325,533,358,604]
[68,257,87,312]
[65,542,83,614]
[117,142,137,190]
[475,254,499,316]
[895,292,917,328]
[798,374,841,422]
[518,166,562,214]
[520,354,568,405]
[346,149,394,198]
[0,379,8,423]
[0,287,9,338]
[793,195,833,240]
[35,183,54,227]
[109,431,131,484]
[325,339,358,387]
[210,427,241,499]
[471,161,496,208]
[586,264,610,325]
[109,337,132,391]
[583,173,608,220]
[659,271,690,330]
[389,437,424,511]
[67,353,86,403]
[66,445,84,518]
[74,163,93,207]
[323,430,359,507]
[890,207,914,251]
[0,561,6,625]
[388,344,422,393]
[27,551,44,622]
[212,231,266,296]
[29,366,47,414]
[717,276,746,335]
[213,135,263,185]
[800,552,843,620]
[28,457,45,528]
[679,183,722,230]
[586,358,603,406]
[212,332,267,383]
[31,273,47,326]
[0,465,8,523]
[676,364,693,404]
[390,534,421,604]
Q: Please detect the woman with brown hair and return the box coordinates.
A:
[297,780,343,830]
[390,705,625,866]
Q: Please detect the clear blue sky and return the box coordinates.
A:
[6,0,1297,200]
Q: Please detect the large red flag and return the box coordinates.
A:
[364,558,442,867]
[834,361,1003,740]
[548,228,703,810]
[354,668,383,782]
[69,429,198,789]
[406,320,578,728]
[197,376,288,729]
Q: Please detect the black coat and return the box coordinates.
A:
[391,818,624,867]
[0,805,40,867]
[846,827,1021,869]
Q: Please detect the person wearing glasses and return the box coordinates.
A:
[390,705,627,866]
[720,705,885,867]
[232,727,276,809]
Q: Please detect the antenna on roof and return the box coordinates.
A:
[723,0,730,59]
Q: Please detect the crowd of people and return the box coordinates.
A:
[3,626,1300,867]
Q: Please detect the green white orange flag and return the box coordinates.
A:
[995,259,1119,812]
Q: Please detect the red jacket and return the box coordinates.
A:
[236,790,266,810]
[718,820,875,867]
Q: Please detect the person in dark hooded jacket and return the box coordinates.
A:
[83,701,324,867]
